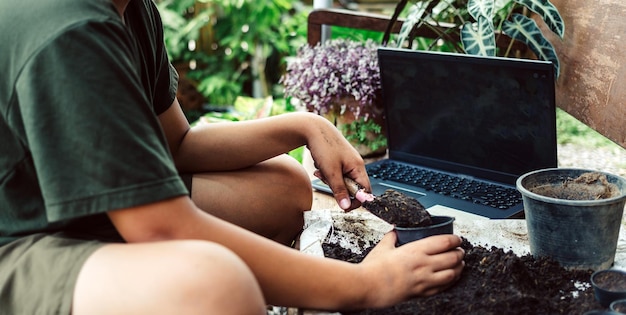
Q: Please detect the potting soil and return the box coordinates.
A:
[530,172,620,200]
[362,189,432,228]
[324,237,603,314]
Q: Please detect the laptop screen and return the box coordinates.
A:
[378,48,557,184]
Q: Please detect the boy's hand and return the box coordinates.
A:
[357,233,465,308]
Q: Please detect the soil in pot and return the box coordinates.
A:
[529,172,620,200]
[594,270,626,292]
[612,299,626,313]
[323,237,601,314]
[362,189,432,228]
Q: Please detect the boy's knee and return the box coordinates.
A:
[166,241,266,313]
[268,154,313,210]
[73,241,266,315]
[277,154,312,186]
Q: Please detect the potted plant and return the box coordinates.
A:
[281,38,387,157]
[385,0,565,76]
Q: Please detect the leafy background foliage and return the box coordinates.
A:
[391,0,564,76]
[156,0,623,160]
[157,0,308,106]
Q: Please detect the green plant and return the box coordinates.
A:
[157,0,309,106]
[197,96,295,123]
[281,38,387,155]
[388,0,564,76]
[195,96,303,162]
[341,118,388,153]
[157,0,209,62]
[281,39,382,120]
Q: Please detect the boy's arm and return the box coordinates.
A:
[106,195,464,310]
[157,99,369,210]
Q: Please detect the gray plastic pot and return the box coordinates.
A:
[395,216,455,246]
[516,168,626,270]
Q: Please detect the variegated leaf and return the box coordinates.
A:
[461,16,496,56]
[502,13,560,76]
[514,0,564,38]
[467,0,495,21]
[395,1,431,48]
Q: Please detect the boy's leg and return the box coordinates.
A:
[190,154,313,245]
[73,240,266,315]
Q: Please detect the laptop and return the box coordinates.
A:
[312,47,557,219]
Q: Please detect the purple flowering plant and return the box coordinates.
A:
[281,39,382,120]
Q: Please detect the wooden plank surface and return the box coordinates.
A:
[538,0,626,148]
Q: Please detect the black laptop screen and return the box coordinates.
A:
[378,48,557,182]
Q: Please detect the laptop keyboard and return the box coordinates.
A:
[367,161,522,210]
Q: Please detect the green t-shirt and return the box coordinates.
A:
[0,0,188,245]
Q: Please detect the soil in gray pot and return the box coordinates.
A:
[530,172,620,200]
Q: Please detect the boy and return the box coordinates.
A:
[0,0,464,313]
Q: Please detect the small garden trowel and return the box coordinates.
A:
[343,177,432,227]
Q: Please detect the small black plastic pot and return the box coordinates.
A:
[610,298,626,314]
[395,216,455,246]
[591,269,626,307]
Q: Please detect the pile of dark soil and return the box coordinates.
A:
[323,238,604,314]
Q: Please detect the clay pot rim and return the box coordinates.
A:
[517,168,626,206]
[394,216,455,231]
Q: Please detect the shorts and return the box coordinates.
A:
[0,233,105,315]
